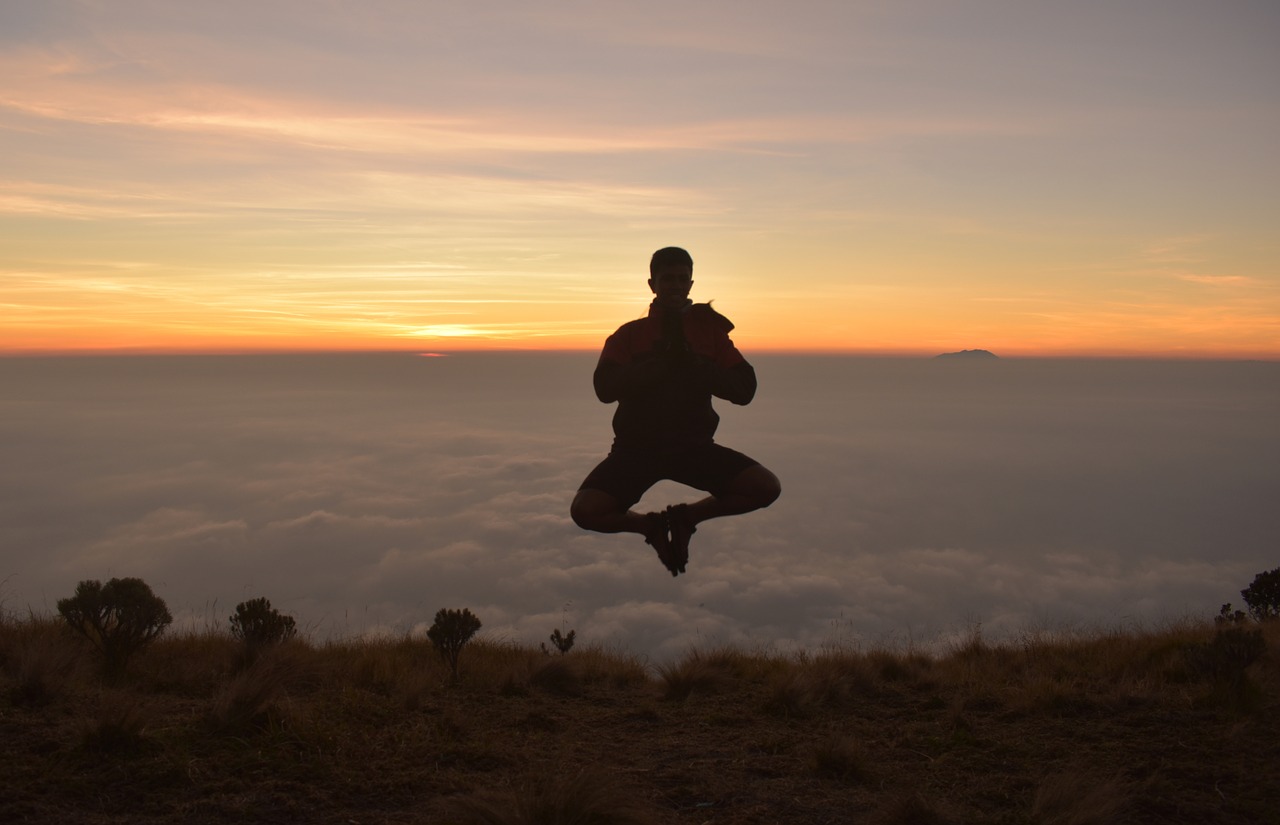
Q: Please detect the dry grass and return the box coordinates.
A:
[1032,770,1131,825]
[3,620,83,706]
[0,616,1277,824]
[657,645,781,701]
[449,768,656,825]
[207,642,311,733]
[808,733,874,783]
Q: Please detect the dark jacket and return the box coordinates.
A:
[593,301,756,447]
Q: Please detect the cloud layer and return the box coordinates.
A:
[2,353,1276,659]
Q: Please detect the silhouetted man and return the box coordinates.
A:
[571,247,781,575]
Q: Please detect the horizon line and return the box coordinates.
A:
[3,345,1278,362]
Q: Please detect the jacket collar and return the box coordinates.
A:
[648,298,693,317]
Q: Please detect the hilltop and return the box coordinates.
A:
[935,349,999,359]
[2,616,1277,824]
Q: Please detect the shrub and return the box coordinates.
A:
[1241,567,1280,622]
[57,577,172,680]
[229,597,296,664]
[549,628,575,655]
[1216,603,1249,625]
[427,608,482,682]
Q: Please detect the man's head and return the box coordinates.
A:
[648,246,694,307]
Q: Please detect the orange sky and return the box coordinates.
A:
[2,1,1278,358]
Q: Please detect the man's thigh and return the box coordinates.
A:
[577,448,664,511]
[666,444,761,498]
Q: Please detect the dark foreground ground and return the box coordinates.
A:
[3,618,1278,824]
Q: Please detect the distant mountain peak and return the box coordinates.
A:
[935,349,999,359]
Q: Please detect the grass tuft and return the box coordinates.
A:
[449,769,654,825]
[207,645,307,733]
[808,733,873,783]
[81,691,148,753]
[5,623,81,707]
[656,649,732,700]
[529,657,583,696]
[870,792,958,825]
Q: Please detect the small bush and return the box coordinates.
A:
[57,577,172,681]
[1241,567,1280,622]
[1216,603,1249,625]
[548,627,575,654]
[427,608,482,682]
[229,597,297,665]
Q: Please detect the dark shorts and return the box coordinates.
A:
[578,441,761,510]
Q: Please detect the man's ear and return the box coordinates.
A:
[647,278,657,294]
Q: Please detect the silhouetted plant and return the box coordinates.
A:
[1216,603,1249,626]
[229,597,296,664]
[549,628,575,655]
[1241,566,1280,622]
[56,577,172,681]
[427,608,482,681]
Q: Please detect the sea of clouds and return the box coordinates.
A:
[2,353,1276,660]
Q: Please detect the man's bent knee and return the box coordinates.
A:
[735,465,781,510]
[570,488,623,531]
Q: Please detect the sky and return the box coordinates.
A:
[2,354,1276,658]
[2,1,1279,356]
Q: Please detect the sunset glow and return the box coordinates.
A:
[2,1,1278,357]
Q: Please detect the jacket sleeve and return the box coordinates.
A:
[709,360,757,405]
[594,357,665,403]
[700,305,756,405]
[592,326,666,403]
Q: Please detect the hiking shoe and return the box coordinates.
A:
[665,504,696,574]
[643,511,679,576]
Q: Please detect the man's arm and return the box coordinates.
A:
[706,359,756,405]
[593,354,668,403]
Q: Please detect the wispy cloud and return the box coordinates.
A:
[1177,274,1253,286]
[1,1,1277,355]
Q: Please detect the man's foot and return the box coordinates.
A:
[642,511,679,576]
[666,504,696,574]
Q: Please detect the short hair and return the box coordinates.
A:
[649,246,693,276]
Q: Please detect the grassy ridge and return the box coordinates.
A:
[2,614,1277,824]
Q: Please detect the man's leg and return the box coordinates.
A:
[681,464,781,527]
[571,487,683,576]
[569,488,650,535]
[663,459,781,571]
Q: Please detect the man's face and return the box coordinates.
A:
[648,263,693,307]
